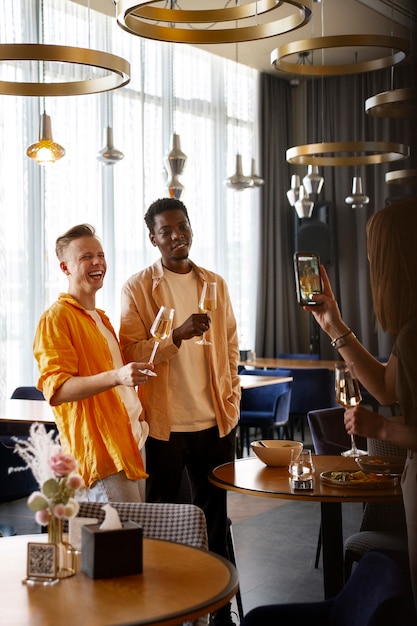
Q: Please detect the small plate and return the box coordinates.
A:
[320,470,398,489]
[355,455,405,476]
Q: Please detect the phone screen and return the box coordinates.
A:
[294,252,321,305]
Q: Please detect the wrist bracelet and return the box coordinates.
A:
[331,330,355,349]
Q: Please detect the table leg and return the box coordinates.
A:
[320,502,344,599]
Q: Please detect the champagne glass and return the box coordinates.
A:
[196,282,217,346]
[139,306,175,376]
[335,363,367,457]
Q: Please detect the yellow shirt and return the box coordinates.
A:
[33,293,147,488]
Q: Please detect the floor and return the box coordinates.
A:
[0,422,364,624]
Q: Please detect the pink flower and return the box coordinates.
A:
[35,510,50,526]
[67,474,83,490]
[52,504,66,519]
[49,451,77,477]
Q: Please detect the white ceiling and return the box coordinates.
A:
[76,0,415,77]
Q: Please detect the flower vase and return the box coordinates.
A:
[47,516,76,580]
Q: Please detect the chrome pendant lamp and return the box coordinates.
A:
[164,45,187,198]
[302,165,324,198]
[286,174,301,207]
[250,158,264,187]
[226,154,254,191]
[294,185,314,218]
[345,176,370,209]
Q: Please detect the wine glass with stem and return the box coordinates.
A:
[139,306,175,377]
[335,362,367,457]
[196,281,217,346]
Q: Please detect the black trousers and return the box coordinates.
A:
[145,426,236,558]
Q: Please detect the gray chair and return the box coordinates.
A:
[344,439,408,579]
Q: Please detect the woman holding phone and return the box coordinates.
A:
[305,196,417,611]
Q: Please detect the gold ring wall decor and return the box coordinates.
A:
[365,87,417,118]
[271,35,410,76]
[114,0,313,44]
[0,44,130,96]
[286,141,410,166]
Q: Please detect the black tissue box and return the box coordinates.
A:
[81,521,143,579]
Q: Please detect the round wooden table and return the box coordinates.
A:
[210,455,403,598]
[0,535,238,626]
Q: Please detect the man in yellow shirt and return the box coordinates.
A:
[33,224,152,502]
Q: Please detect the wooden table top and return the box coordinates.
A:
[239,357,342,371]
[210,455,403,504]
[0,535,238,626]
[0,399,55,424]
[239,375,292,389]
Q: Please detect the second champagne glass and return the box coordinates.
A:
[139,306,175,377]
[196,281,217,346]
[335,362,367,457]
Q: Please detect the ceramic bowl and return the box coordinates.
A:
[251,440,303,467]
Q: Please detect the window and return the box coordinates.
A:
[0,0,260,397]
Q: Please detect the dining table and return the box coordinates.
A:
[209,454,403,599]
[0,534,239,626]
[239,357,343,370]
[239,374,292,390]
[0,399,55,436]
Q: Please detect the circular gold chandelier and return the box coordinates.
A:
[385,169,417,185]
[286,141,410,166]
[271,35,410,76]
[0,44,130,96]
[114,0,313,44]
[365,87,417,118]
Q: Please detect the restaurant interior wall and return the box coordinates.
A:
[0,0,261,398]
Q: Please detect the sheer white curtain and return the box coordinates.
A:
[0,0,260,398]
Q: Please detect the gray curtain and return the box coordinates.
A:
[256,64,415,360]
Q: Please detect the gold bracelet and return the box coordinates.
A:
[331,330,355,349]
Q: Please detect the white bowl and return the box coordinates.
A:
[251,440,304,467]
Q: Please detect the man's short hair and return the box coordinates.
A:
[144,198,190,233]
[55,224,96,260]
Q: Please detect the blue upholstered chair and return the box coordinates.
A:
[10,386,45,401]
[239,368,293,455]
[287,367,338,441]
[240,551,416,626]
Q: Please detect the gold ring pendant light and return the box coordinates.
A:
[271,34,410,76]
[114,0,313,44]
[0,44,130,96]
[365,87,417,118]
[274,32,410,167]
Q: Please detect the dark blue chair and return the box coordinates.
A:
[240,551,416,626]
[286,367,338,441]
[278,352,320,360]
[10,386,45,401]
[239,368,293,455]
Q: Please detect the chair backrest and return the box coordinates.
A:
[332,551,412,626]
[287,368,337,415]
[240,368,292,415]
[72,501,209,550]
[307,407,367,455]
[10,386,45,401]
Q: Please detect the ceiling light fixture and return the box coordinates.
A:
[0,44,130,97]
[26,112,65,164]
[294,185,314,218]
[385,169,417,185]
[226,154,254,190]
[365,87,417,118]
[345,176,370,208]
[271,34,410,76]
[250,158,264,187]
[114,0,312,44]
[286,141,409,166]
[302,165,324,197]
[286,174,301,206]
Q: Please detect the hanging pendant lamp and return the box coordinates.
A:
[294,185,314,218]
[344,176,370,208]
[286,174,301,206]
[302,165,324,197]
[250,158,264,187]
[115,0,313,45]
[226,154,254,191]
[97,127,124,165]
[168,174,185,199]
[26,112,65,164]
[165,134,187,177]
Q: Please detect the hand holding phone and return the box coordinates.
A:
[294,252,322,305]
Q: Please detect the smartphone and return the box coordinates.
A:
[294,252,322,305]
